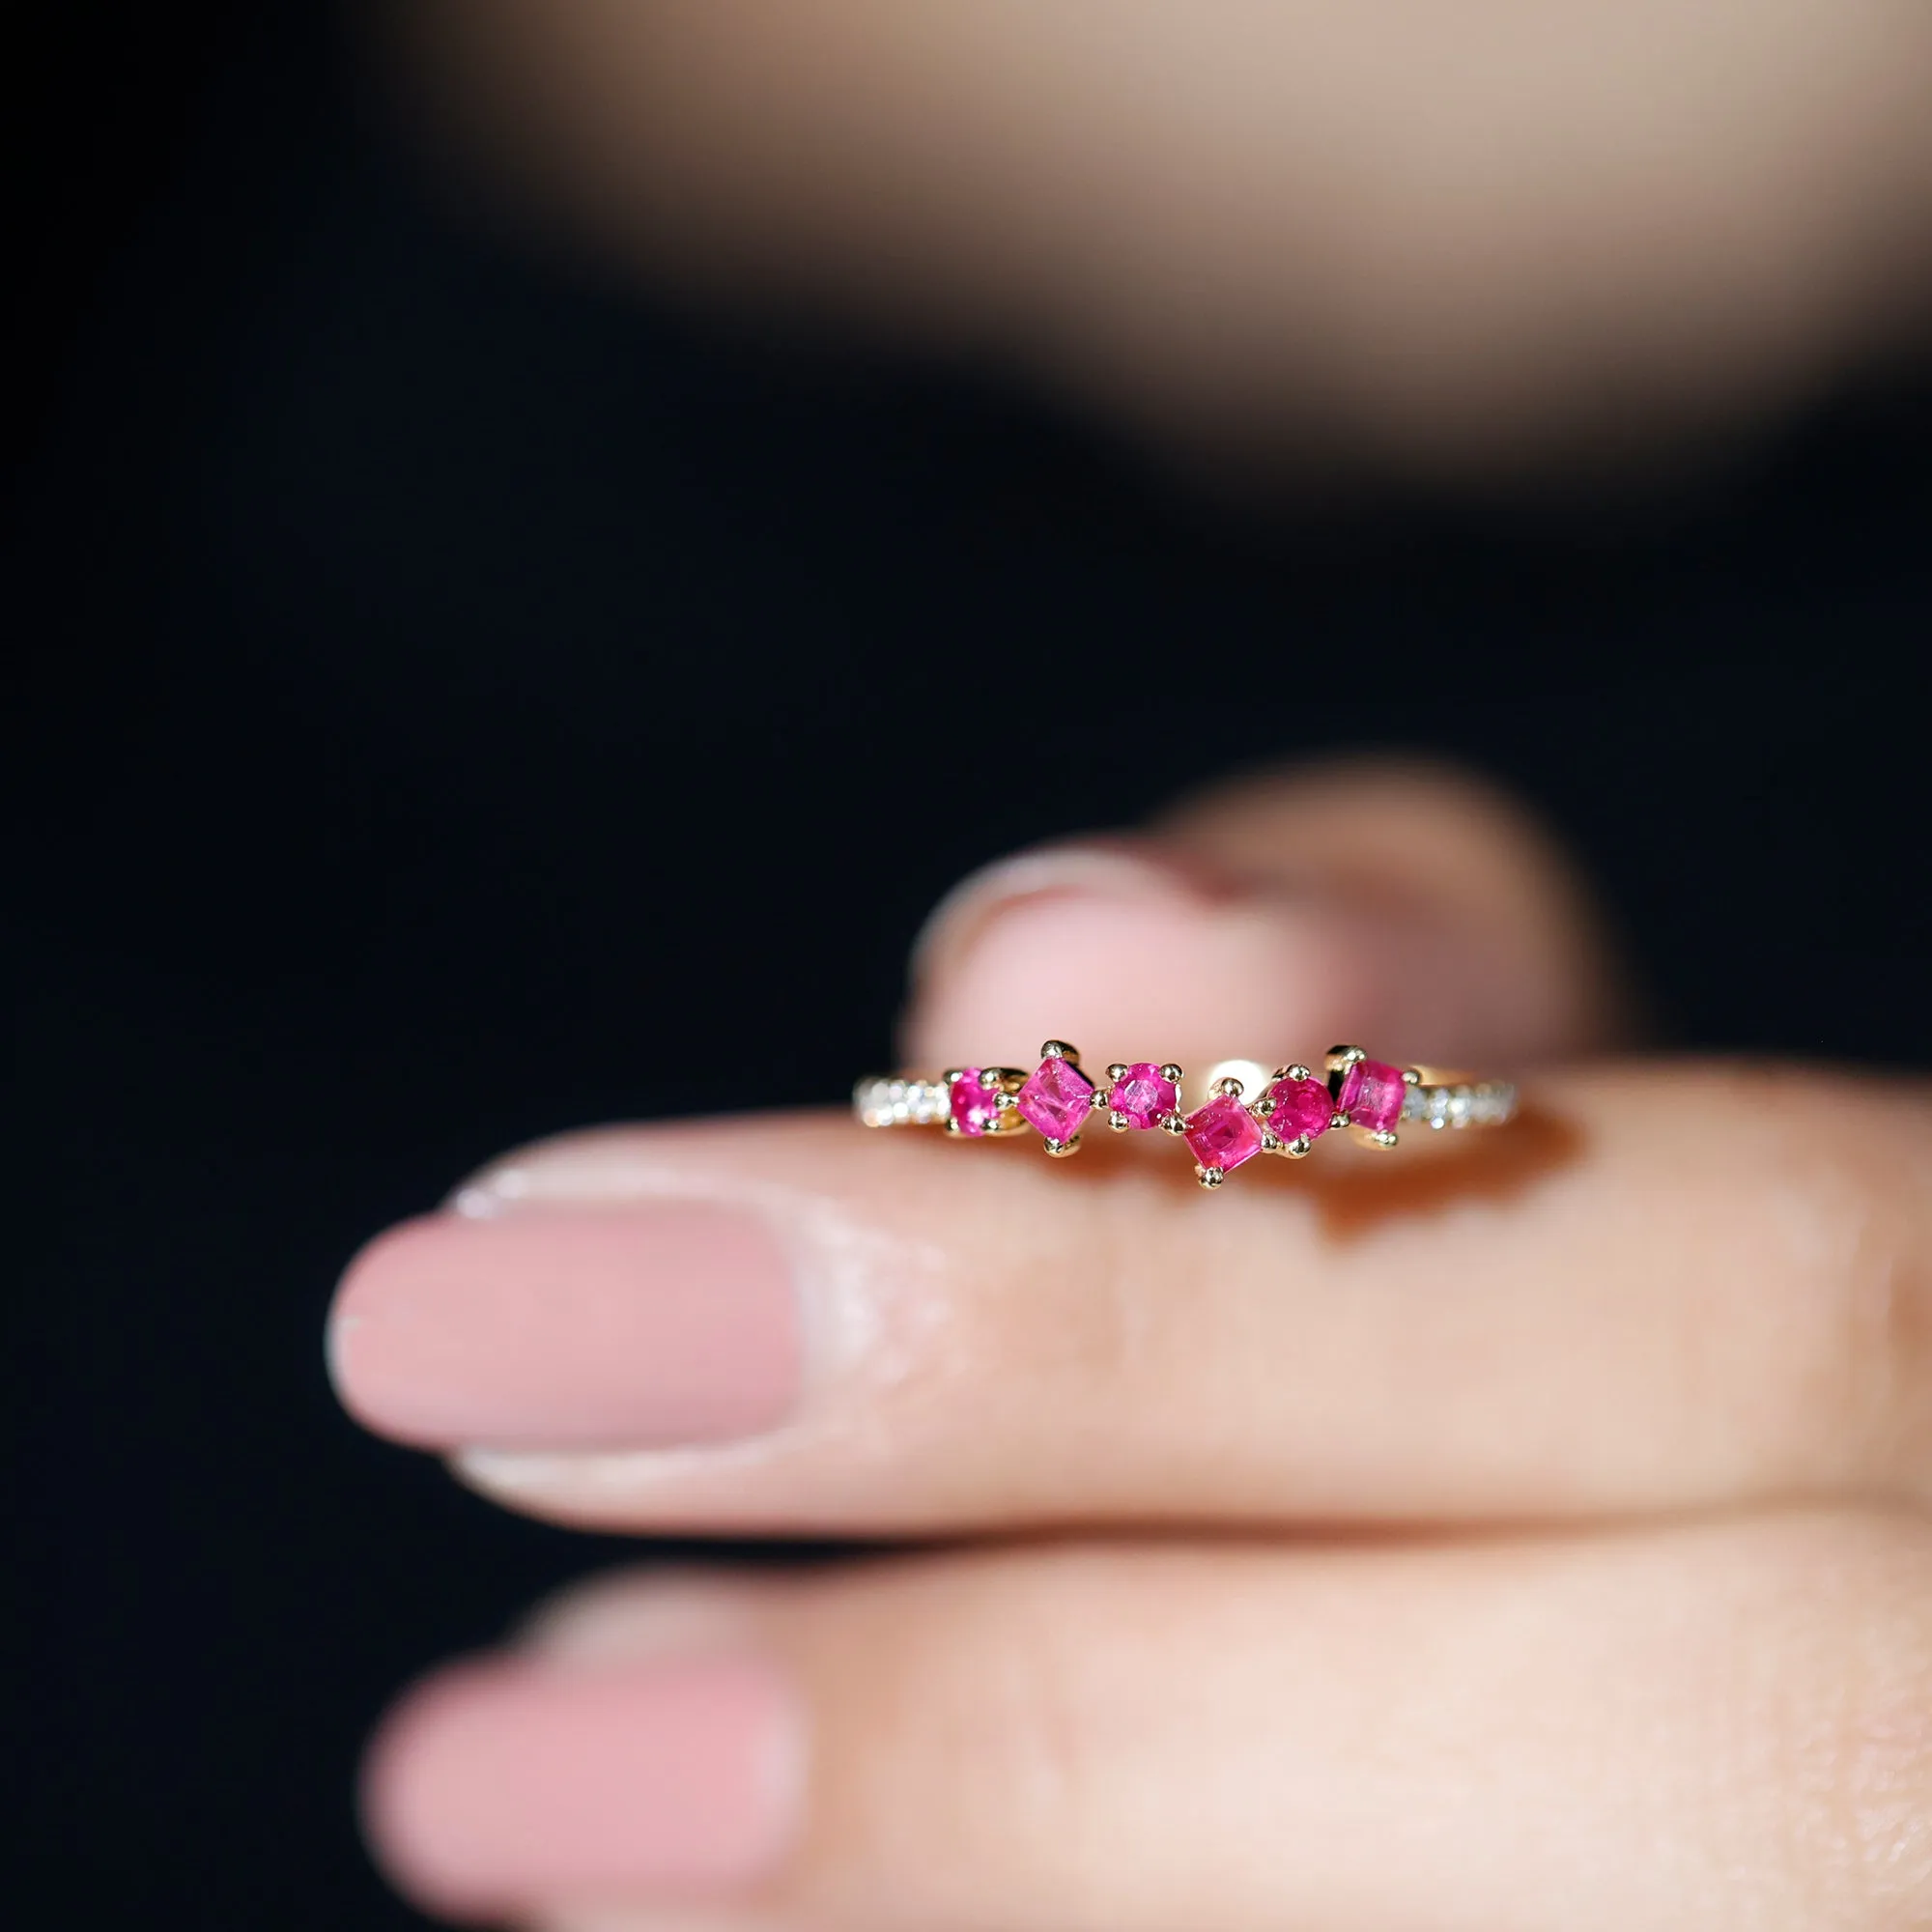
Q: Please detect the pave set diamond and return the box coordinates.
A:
[856,1042,1517,1190]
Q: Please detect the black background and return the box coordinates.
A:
[13,6,1931,1925]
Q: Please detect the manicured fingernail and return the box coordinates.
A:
[363,1653,802,1919]
[328,1205,800,1451]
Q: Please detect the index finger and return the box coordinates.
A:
[327,1061,1932,1533]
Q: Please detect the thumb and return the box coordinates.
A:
[901,758,1627,1076]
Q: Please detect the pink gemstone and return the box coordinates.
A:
[1262,1075,1331,1143]
[949,1067,1004,1137]
[1183,1094,1264,1173]
[1109,1062,1179,1129]
[1016,1054,1096,1142]
[1337,1057,1406,1133]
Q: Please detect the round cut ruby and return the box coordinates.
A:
[1110,1062,1179,1129]
[1016,1054,1096,1142]
[1337,1058,1406,1133]
[1263,1075,1331,1143]
[1183,1094,1264,1173]
[949,1067,1004,1137]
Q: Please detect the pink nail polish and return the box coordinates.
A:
[363,1654,801,1918]
[327,1206,801,1450]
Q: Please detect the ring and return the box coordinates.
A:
[855,1042,1519,1190]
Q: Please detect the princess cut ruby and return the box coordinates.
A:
[1016,1054,1095,1141]
[949,1067,1003,1137]
[1262,1074,1331,1143]
[1337,1058,1406,1133]
[1183,1094,1264,1173]
[1109,1062,1179,1129]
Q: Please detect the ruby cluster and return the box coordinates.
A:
[947,1043,1414,1188]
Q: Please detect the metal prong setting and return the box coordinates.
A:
[1158,1113,1187,1137]
[1107,1063,1129,1082]
[1194,1165,1226,1189]
[1159,1064,1182,1084]
[1215,1075,1245,1099]
[1041,1039,1078,1063]
[1368,1129,1400,1149]
[1109,1111,1133,1133]
[1285,1135,1314,1158]
[1044,1134,1082,1158]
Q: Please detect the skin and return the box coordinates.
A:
[333,762,1932,1928]
[394,0,1932,470]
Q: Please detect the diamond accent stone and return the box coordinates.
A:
[855,1077,951,1127]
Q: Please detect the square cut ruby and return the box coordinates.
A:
[1338,1058,1406,1133]
[1016,1054,1095,1142]
[1183,1094,1264,1173]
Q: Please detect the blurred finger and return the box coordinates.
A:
[906,759,1626,1073]
[405,0,1932,465]
[366,1515,1932,1929]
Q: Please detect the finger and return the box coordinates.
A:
[327,1065,1932,1531]
[364,1514,1932,1929]
[903,759,1627,1076]
[409,1,1932,466]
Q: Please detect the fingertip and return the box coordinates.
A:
[902,759,1626,1073]
[902,863,1379,1071]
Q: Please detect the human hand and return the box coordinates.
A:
[330,760,1932,1928]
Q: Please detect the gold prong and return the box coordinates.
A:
[1159,1064,1182,1084]
[1286,1064,1313,1082]
[1195,1165,1225,1190]
[1215,1075,1245,1099]
[1041,1039,1077,1063]
[1109,1110,1132,1133]
[1330,1111,1351,1132]
[1260,1129,1282,1153]
[943,1068,965,1088]
[1370,1129,1399,1149]
[1044,1134,1082,1157]
[1254,1094,1276,1118]
[1107,1063,1128,1082]
[979,1067,1001,1089]
[1286,1135,1313,1158]
[1089,1085,1113,1113]
[1329,1044,1367,1065]
[943,1117,962,1137]
[993,1090,1018,1111]
[1159,1113,1187,1137]
[1402,1067,1423,1087]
